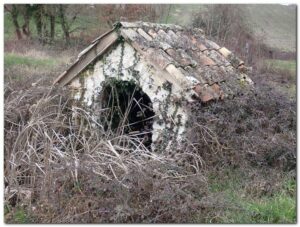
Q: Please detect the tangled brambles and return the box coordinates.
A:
[4,85,207,223]
[4,62,296,223]
[186,81,296,171]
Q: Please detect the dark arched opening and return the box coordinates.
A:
[101,79,155,148]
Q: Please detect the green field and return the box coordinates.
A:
[264,59,296,76]
[4,53,58,68]
[217,173,296,223]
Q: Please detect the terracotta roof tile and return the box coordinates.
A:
[193,84,222,103]
[198,52,216,66]
[184,66,207,85]
[55,21,253,103]
[146,48,174,70]
[186,50,215,67]
[166,48,197,67]
[137,28,153,41]
[204,50,230,66]
[204,39,221,50]
[218,47,232,58]
[147,29,158,38]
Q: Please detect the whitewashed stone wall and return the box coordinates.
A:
[68,41,189,151]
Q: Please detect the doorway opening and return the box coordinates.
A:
[101,80,155,148]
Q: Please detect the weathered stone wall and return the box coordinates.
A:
[68,41,189,151]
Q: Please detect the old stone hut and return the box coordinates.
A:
[54,21,253,151]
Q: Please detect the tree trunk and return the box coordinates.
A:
[34,5,43,41]
[11,5,22,40]
[50,15,55,41]
[22,5,31,37]
[58,5,70,45]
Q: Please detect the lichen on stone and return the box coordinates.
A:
[68,40,189,152]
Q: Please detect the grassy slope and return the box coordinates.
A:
[245,4,296,52]
[167,4,296,52]
[206,170,296,223]
[4,53,58,68]
[264,59,296,76]
[165,4,205,25]
[262,59,296,99]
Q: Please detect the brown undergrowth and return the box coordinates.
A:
[187,81,296,171]
[4,82,207,223]
[4,57,296,223]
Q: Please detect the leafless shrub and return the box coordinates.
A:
[186,81,296,172]
[5,79,296,223]
[4,79,208,223]
[192,5,271,65]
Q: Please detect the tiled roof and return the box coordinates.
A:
[54,21,252,103]
[117,21,252,102]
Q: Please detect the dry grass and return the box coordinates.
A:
[4,78,208,223]
[4,68,296,223]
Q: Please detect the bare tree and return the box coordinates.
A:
[48,6,56,42]
[192,5,260,63]
[58,4,82,45]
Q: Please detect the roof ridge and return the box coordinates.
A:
[118,21,201,32]
[54,21,252,103]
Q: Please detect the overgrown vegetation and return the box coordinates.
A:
[4,57,296,223]
[4,4,296,224]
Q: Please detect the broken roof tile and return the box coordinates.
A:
[192,27,205,36]
[174,31,195,50]
[230,56,244,68]
[191,36,208,51]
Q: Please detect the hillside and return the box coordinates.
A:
[167,4,296,52]
[245,4,296,52]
